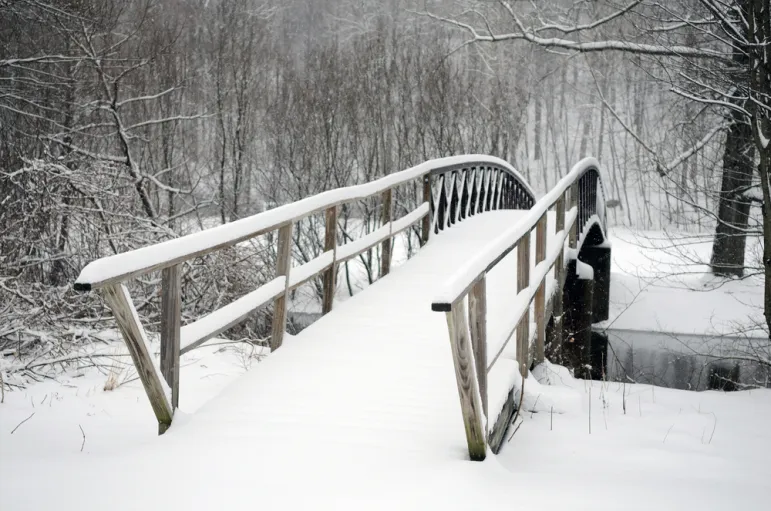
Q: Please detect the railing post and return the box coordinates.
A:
[445,297,486,461]
[552,195,566,355]
[516,234,531,377]
[422,174,431,245]
[534,215,547,365]
[322,206,337,315]
[101,284,173,434]
[381,188,393,277]
[570,183,578,247]
[468,276,488,419]
[270,223,293,351]
[160,265,181,409]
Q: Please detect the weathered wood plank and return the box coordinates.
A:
[160,265,181,409]
[270,223,293,351]
[468,276,488,419]
[516,233,531,377]
[534,215,547,364]
[488,389,515,454]
[322,206,338,315]
[101,284,173,433]
[445,299,486,461]
[381,188,393,277]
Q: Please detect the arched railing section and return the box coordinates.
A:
[73,154,532,433]
[430,157,605,461]
[429,162,535,233]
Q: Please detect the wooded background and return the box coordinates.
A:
[1,1,764,372]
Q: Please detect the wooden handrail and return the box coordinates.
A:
[431,157,606,461]
[74,155,528,291]
[73,154,533,434]
[431,158,602,310]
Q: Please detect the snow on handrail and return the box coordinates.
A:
[336,203,429,263]
[431,157,600,309]
[179,276,286,355]
[75,155,525,290]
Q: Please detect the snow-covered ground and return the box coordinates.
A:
[597,228,768,389]
[2,357,768,510]
[2,221,769,510]
[599,228,763,336]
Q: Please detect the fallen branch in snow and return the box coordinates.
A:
[79,424,86,452]
[10,412,35,434]
[0,370,4,403]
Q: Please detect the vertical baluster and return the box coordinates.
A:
[437,174,447,232]
[469,276,488,419]
[445,297,486,461]
[270,223,293,351]
[570,183,578,248]
[455,172,466,223]
[422,174,431,245]
[322,206,338,314]
[534,215,547,364]
[381,188,393,277]
[516,234,531,377]
[160,264,181,410]
[444,173,454,229]
[553,195,566,353]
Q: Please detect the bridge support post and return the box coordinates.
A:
[271,223,293,351]
[101,284,173,434]
[381,189,393,277]
[322,206,338,315]
[160,265,181,410]
[445,298,487,461]
[562,259,594,379]
[534,215,547,364]
[516,234,531,377]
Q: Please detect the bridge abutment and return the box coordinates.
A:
[562,259,595,379]
[579,244,611,323]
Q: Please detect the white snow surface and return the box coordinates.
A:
[597,228,764,336]
[3,214,771,509]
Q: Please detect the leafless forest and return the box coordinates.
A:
[2,1,769,381]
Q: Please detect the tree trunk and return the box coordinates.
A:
[711,0,754,277]
[710,115,754,276]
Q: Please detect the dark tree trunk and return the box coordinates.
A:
[711,0,754,277]
[710,113,754,277]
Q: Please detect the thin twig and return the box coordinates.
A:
[79,424,86,452]
[663,423,674,443]
[10,412,35,434]
[530,394,542,418]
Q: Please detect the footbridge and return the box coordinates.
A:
[74,155,610,461]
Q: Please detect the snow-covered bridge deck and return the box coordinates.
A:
[185,209,555,458]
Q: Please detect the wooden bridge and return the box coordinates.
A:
[74,155,610,461]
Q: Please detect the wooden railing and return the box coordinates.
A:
[430,157,605,460]
[74,155,534,433]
